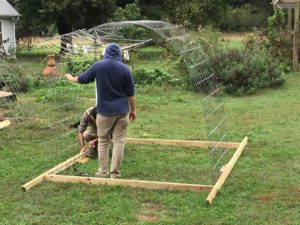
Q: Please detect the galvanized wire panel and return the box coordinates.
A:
[0,60,28,121]
[1,21,229,183]
[89,21,228,183]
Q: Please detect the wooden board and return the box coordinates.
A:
[76,156,90,164]
[0,91,14,98]
[0,91,16,101]
[44,175,213,192]
[22,151,86,191]
[273,0,299,4]
[206,137,248,205]
[125,138,240,149]
[0,120,11,129]
[23,138,247,205]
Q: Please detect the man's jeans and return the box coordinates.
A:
[96,113,129,178]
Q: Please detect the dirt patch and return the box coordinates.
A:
[138,214,160,222]
[290,186,300,193]
[137,202,163,222]
[142,202,162,210]
[258,194,272,203]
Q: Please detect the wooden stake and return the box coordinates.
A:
[206,137,248,205]
[293,3,299,71]
[44,175,213,192]
[125,138,240,149]
[288,8,293,30]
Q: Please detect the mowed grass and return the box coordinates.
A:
[0,56,300,225]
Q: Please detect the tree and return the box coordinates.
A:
[139,0,228,28]
[228,0,273,14]
[112,2,142,21]
[11,0,117,52]
[40,0,117,34]
[8,0,47,38]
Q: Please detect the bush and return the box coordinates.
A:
[210,48,285,95]
[0,60,29,93]
[194,26,221,56]
[133,47,167,60]
[64,54,95,75]
[244,8,293,64]
[133,68,172,85]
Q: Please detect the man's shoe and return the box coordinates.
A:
[110,173,121,179]
[85,148,98,158]
[95,171,109,178]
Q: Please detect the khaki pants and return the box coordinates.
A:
[96,113,129,178]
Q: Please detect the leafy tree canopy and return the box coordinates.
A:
[8,0,274,37]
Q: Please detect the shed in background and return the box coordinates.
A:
[0,0,20,55]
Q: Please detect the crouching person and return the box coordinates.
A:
[78,106,98,158]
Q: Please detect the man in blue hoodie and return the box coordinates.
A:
[66,43,136,179]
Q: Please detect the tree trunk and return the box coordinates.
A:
[57,16,72,55]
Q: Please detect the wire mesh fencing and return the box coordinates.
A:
[1,20,229,184]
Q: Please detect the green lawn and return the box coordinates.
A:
[0,56,299,224]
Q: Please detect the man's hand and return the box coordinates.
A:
[89,139,98,148]
[80,147,85,153]
[129,110,137,122]
[65,73,78,83]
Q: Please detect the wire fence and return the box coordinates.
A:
[1,20,229,184]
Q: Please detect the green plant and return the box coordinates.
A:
[133,47,167,60]
[194,26,221,55]
[244,8,293,64]
[64,54,95,75]
[133,68,172,85]
[211,48,285,95]
[0,60,29,93]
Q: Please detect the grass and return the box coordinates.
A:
[1,53,300,224]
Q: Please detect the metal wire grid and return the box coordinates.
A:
[89,21,228,183]
[0,21,228,183]
[32,77,95,164]
[0,60,28,121]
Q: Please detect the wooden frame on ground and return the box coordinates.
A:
[0,119,11,129]
[22,137,248,205]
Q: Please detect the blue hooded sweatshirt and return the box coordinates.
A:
[78,43,134,116]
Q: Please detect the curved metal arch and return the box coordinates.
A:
[2,21,229,183]
[88,20,228,182]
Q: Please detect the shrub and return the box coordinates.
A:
[133,47,167,60]
[133,68,172,85]
[0,60,28,93]
[210,48,285,95]
[64,54,95,75]
[244,8,293,64]
[194,26,221,55]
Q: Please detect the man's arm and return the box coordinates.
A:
[78,132,85,152]
[65,73,79,83]
[65,63,97,84]
[77,109,91,152]
[128,95,136,122]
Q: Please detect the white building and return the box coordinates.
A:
[0,0,20,55]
